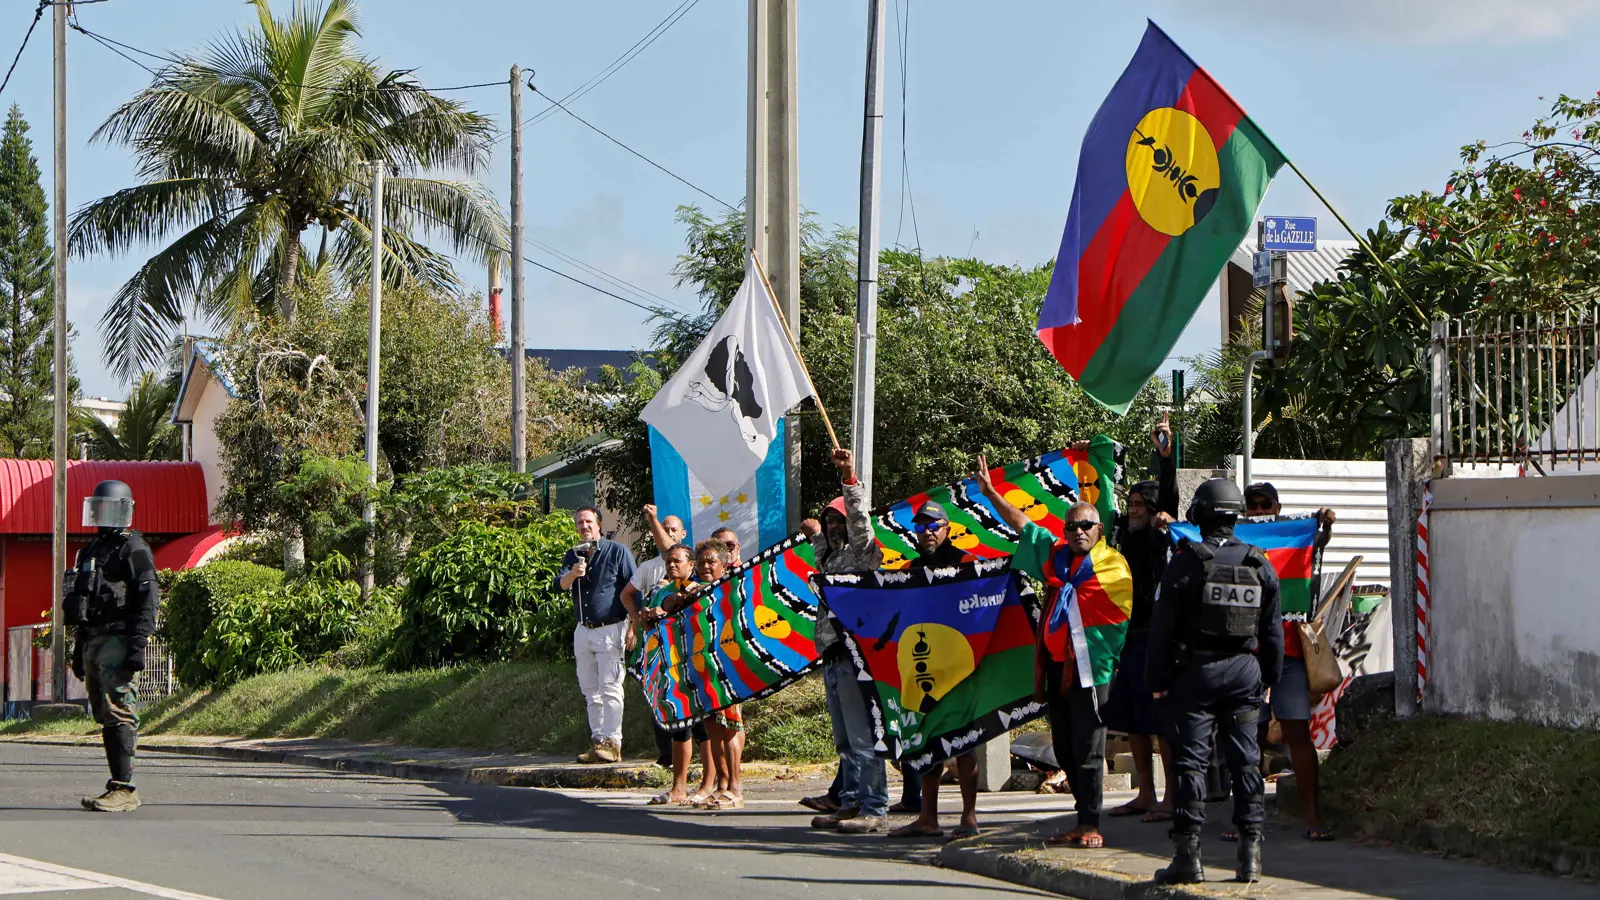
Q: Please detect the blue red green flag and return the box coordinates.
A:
[1038,21,1286,413]
[817,560,1044,773]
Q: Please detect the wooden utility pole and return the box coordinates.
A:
[509,65,527,472]
[748,0,800,526]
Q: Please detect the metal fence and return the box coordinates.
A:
[1431,307,1600,474]
[3,625,177,719]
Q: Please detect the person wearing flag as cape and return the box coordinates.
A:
[976,456,1133,850]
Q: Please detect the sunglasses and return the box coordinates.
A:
[723,539,740,550]
[1246,501,1276,513]
[913,520,947,534]
[1064,520,1100,533]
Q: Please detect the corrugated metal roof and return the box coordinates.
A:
[1229,239,1361,295]
[1233,457,1391,590]
[0,461,209,535]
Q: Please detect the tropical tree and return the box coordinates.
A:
[70,0,508,378]
[0,106,60,458]
[75,371,180,461]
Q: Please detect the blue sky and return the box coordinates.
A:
[6,0,1600,399]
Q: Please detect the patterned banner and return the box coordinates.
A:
[819,560,1045,773]
[637,444,1114,728]
[1170,513,1322,618]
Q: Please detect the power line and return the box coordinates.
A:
[522,233,690,314]
[532,83,738,212]
[527,0,701,126]
[891,0,922,252]
[0,1,48,99]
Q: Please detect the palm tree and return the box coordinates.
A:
[70,0,508,378]
[75,372,180,461]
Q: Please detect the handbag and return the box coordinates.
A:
[1297,555,1364,696]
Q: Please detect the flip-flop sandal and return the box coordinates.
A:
[647,791,677,806]
[1305,826,1336,842]
[888,802,921,814]
[1045,830,1084,846]
[710,794,745,811]
[1069,833,1105,849]
[951,826,982,838]
[1108,804,1153,817]
[682,793,713,808]
[889,823,945,838]
[1140,811,1173,823]
[1221,828,1240,842]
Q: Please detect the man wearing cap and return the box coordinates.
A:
[1105,416,1180,823]
[800,449,889,834]
[889,499,984,838]
[1234,481,1337,843]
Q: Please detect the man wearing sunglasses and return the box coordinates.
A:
[1238,482,1337,844]
[976,458,1127,850]
[711,527,743,566]
[889,501,982,838]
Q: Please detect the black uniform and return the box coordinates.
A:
[1145,524,1283,840]
[1103,453,1179,737]
[66,528,160,793]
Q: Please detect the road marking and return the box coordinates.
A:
[0,854,225,899]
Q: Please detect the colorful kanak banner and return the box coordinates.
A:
[818,560,1045,773]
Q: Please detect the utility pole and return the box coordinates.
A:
[850,0,886,508]
[748,0,800,526]
[362,162,382,601]
[49,0,69,706]
[509,65,527,472]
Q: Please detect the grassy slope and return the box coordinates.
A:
[1,663,834,763]
[1323,714,1600,850]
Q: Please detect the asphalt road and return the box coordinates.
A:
[0,743,1067,900]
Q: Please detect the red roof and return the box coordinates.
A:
[152,524,234,570]
[0,460,209,535]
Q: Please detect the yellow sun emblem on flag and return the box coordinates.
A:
[897,623,976,715]
[1126,107,1221,237]
[1074,460,1101,507]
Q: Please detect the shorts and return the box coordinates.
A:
[670,721,710,744]
[1103,631,1165,736]
[1266,655,1311,721]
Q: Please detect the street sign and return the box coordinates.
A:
[1251,251,1271,287]
[1261,216,1317,252]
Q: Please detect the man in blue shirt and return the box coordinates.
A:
[558,505,637,764]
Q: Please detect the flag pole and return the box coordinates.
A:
[749,248,842,450]
[1284,158,1428,325]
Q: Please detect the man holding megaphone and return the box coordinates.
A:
[558,505,637,764]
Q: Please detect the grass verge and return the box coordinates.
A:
[1324,714,1600,854]
[0,662,833,764]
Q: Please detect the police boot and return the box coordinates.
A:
[1236,832,1264,883]
[1154,833,1205,885]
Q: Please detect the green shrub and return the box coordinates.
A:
[199,555,366,685]
[163,561,285,687]
[388,513,577,669]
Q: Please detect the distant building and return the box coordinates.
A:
[521,348,654,384]
[78,396,127,429]
[170,339,238,523]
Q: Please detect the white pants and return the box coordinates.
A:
[574,621,628,745]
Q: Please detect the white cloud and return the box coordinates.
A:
[1174,0,1600,44]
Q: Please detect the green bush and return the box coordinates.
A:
[162,561,285,687]
[199,555,368,685]
[388,513,577,669]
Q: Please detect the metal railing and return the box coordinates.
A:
[1431,307,1600,474]
[3,625,177,719]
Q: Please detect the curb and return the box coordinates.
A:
[938,835,1217,900]
[1,736,669,790]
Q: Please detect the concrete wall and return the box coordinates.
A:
[1426,473,1600,728]
[187,370,229,523]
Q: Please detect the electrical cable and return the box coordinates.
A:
[0,1,48,99]
[527,0,701,126]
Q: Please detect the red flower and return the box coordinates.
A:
[1540,198,1548,207]
[1444,183,1454,194]
[1514,189,1523,201]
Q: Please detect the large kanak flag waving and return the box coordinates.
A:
[641,261,812,497]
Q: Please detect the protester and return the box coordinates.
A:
[711,527,743,566]
[1146,478,1283,884]
[622,506,689,768]
[889,501,983,839]
[1105,416,1179,823]
[638,544,716,806]
[1227,481,1337,843]
[557,506,637,764]
[799,449,889,834]
[978,458,1129,849]
[658,539,745,809]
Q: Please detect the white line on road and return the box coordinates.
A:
[0,853,226,899]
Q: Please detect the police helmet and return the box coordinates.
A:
[83,480,135,530]
[1185,478,1245,525]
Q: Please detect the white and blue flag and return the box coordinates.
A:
[649,418,789,553]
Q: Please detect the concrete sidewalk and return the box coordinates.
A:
[0,733,713,789]
[939,809,1598,899]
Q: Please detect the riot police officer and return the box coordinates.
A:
[65,480,160,813]
[1144,478,1283,884]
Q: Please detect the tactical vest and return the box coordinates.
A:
[64,531,142,629]
[1183,539,1265,652]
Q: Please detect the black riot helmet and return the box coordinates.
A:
[1185,478,1244,526]
[83,480,135,531]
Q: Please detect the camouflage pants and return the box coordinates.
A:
[83,633,140,731]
